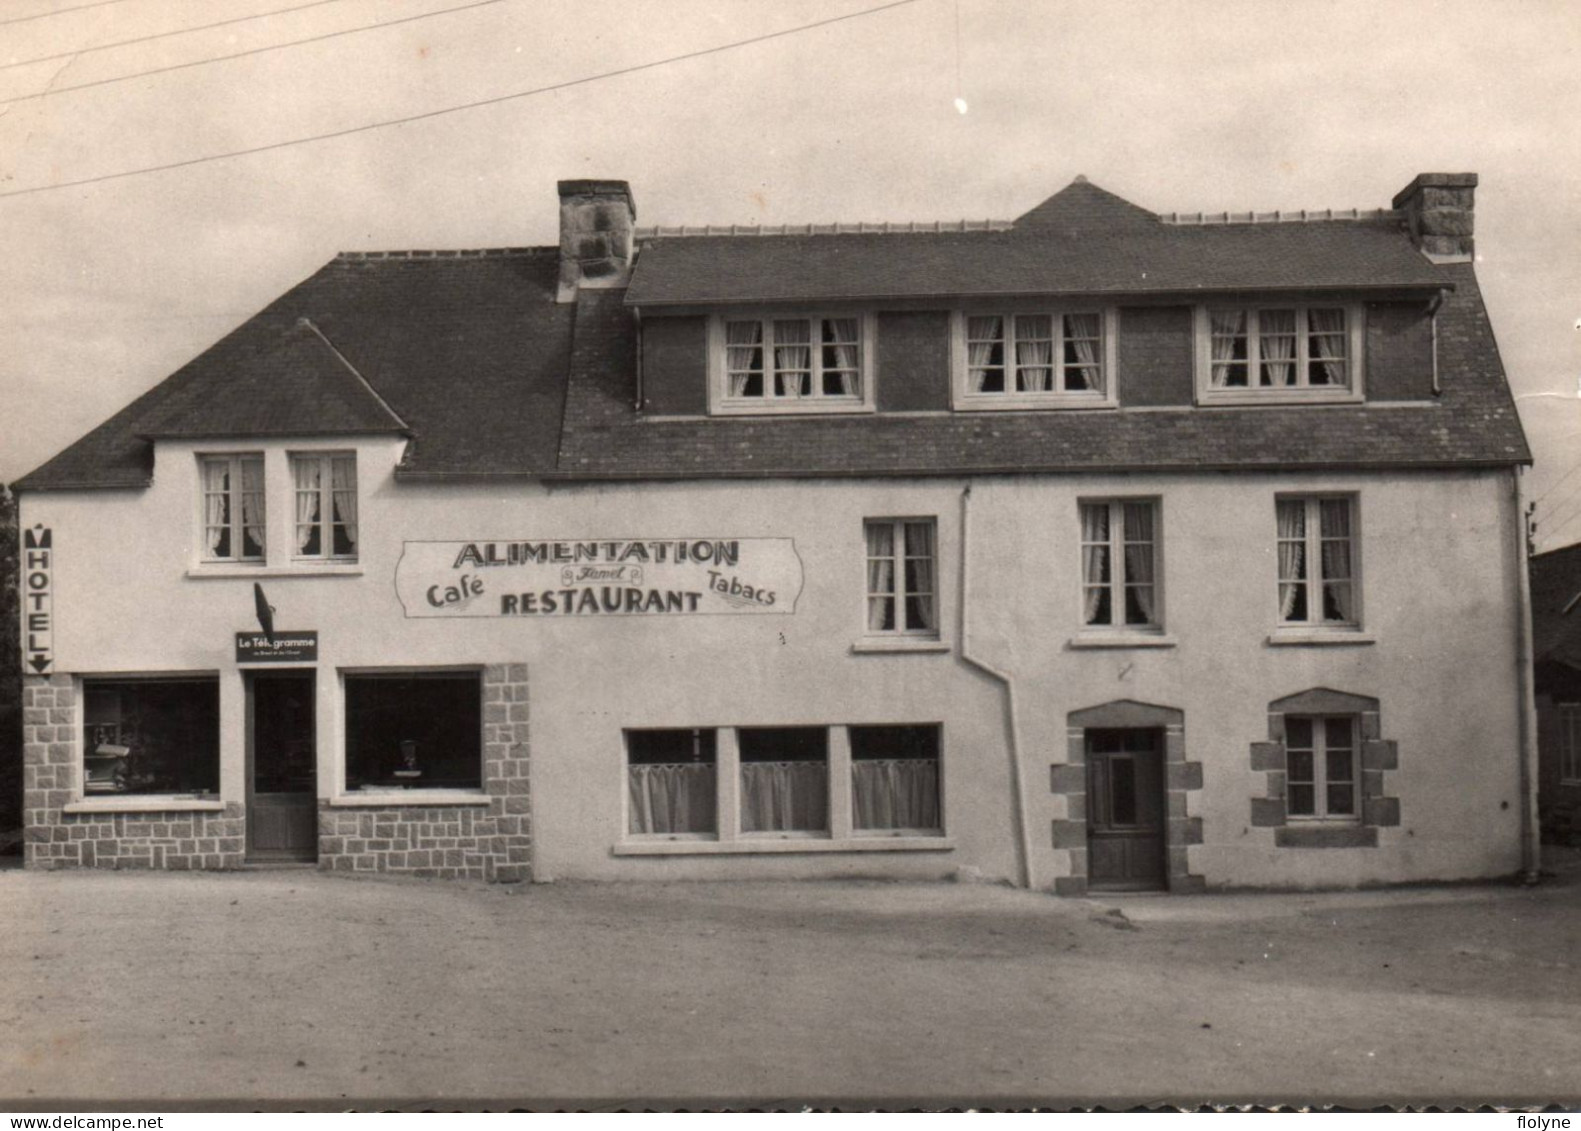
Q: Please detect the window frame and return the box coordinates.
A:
[198,453,266,564]
[620,722,946,847]
[1193,302,1365,405]
[707,311,878,416]
[338,666,485,797]
[1274,494,1362,631]
[1077,497,1163,634]
[1560,704,1581,785]
[1283,714,1361,822]
[289,451,359,564]
[77,673,222,801]
[863,516,940,640]
[950,307,1119,410]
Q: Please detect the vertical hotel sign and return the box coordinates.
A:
[23,526,52,674]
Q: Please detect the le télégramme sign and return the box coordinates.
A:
[395,538,803,618]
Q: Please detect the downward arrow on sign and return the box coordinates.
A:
[28,657,51,674]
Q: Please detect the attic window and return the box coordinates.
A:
[1194,304,1365,405]
[709,313,876,415]
[951,308,1118,410]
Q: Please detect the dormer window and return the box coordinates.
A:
[950,308,1117,410]
[708,313,876,415]
[200,454,266,563]
[1194,304,1365,405]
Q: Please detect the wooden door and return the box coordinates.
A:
[1086,728,1165,891]
[247,672,317,861]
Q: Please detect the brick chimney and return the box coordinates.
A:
[1392,173,1476,263]
[557,179,636,302]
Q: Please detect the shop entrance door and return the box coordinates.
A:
[1085,728,1166,891]
[247,671,317,862]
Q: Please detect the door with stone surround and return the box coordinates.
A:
[1085,728,1165,891]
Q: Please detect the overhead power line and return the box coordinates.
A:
[0,0,126,28]
[3,0,351,72]
[0,0,921,200]
[1,0,506,104]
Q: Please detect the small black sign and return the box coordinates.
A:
[236,631,318,664]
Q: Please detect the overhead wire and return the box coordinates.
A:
[1,0,506,103]
[0,0,921,199]
[3,0,352,72]
[0,0,127,28]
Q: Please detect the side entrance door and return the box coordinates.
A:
[247,671,317,862]
[1086,728,1166,891]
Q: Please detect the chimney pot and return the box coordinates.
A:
[1392,173,1477,263]
[557,180,637,302]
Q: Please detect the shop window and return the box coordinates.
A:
[81,677,219,795]
[1079,499,1161,630]
[850,724,941,832]
[291,453,358,561]
[864,518,938,636]
[200,454,265,562]
[1284,715,1359,820]
[627,728,717,835]
[739,726,829,833]
[344,671,481,791]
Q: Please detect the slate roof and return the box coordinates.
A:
[1532,542,1581,670]
[15,178,1530,491]
[623,180,1448,307]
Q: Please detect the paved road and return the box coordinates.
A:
[2,860,1578,1108]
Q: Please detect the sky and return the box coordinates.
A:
[2,0,1580,545]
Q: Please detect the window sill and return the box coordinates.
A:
[1266,630,1375,647]
[712,400,875,417]
[1067,633,1177,650]
[613,836,954,856]
[188,564,363,579]
[1274,824,1378,849]
[953,394,1115,412]
[1196,390,1363,408]
[849,638,950,655]
[64,797,225,814]
[330,790,489,808]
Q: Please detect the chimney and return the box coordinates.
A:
[557,179,637,302]
[1392,172,1477,263]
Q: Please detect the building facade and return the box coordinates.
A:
[1529,543,1581,844]
[15,172,1536,892]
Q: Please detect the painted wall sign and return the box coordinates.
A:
[395,538,803,618]
[22,525,52,675]
[236,632,319,663]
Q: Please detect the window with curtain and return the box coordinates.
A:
[344,671,481,791]
[627,729,717,836]
[1202,305,1356,399]
[850,725,941,832]
[739,727,829,834]
[1080,500,1160,629]
[1276,496,1359,626]
[200,454,266,562]
[961,310,1106,401]
[1284,715,1358,819]
[290,453,358,561]
[865,517,937,635]
[720,316,864,407]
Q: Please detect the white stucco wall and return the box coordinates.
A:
[20,435,1524,888]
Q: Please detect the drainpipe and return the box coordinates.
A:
[1512,466,1541,883]
[958,484,1035,889]
[632,305,645,412]
[1427,291,1444,397]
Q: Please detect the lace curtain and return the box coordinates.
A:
[1277,499,1306,619]
[1319,498,1355,621]
[628,763,716,835]
[1259,309,1297,387]
[903,521,936,632]
[203,460,229,556]
[740,762,828,832]
[866,521,895,631]
[294,457,321,553]
[1081,503,1110,624]
[967,316,1003,392]
[773,320,810,397]
[1308,309,1347,385]
[852,759,940,830]
[1063,313,1101,390]
[330,457,357,551]
[1210,310,1246,387]
[1013,315,1053,392]
[824,318,860,396]
[726,321,763,397]
[1122,502,1155,624]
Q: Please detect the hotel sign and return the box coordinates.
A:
[395,538,803,618]
[22,526,52,675]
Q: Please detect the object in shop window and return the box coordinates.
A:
[394,739,422,781]
[84,743,131,793]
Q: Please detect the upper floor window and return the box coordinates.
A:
[200,454,265,563]
[710,313,875,415]
[291,453,358,561]
[1080,499,1160,630]
[1277,495,1359,627]
[952,309,1116,410]
[865,518,937,636]
[1195,304,1364,405]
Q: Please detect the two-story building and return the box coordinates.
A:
[15,171,1536,892]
